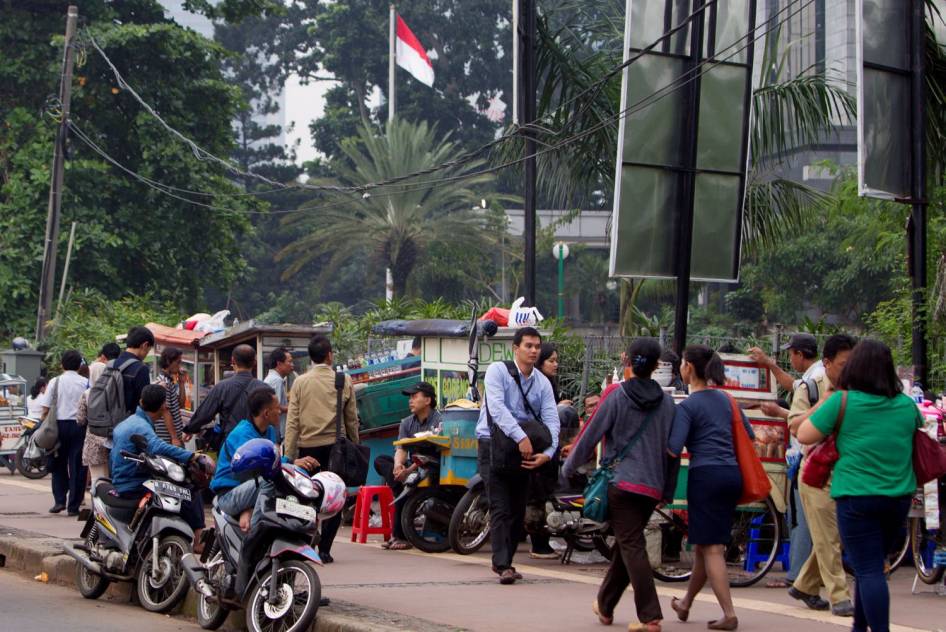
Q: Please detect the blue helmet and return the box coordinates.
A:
[232,438,280,480]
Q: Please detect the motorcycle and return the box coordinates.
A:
[181,439,335,632]
[8,416,48,479]
[448,468,612,561]
[62,435,197,613]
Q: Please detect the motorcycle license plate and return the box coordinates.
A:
[153,481,191,501]
[276,498,316,522]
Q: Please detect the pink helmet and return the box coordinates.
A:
[312,471,346,519]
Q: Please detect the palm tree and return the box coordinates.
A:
[277,118,510,298]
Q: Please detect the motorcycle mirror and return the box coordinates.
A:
[131,434,148,450]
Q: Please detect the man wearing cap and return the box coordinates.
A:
[373,381,442,551]
[749,333,824,593]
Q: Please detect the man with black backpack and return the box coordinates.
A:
[474,326,560,584]
[86,326,154,443]
[184,344,266,448]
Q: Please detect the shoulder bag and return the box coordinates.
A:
[913,412,946,485]
[487,361,552,471]
[33,378,60,451]
[328,371,371,486]
[582,405,660,523]
[726,393,772,503]
[800,391,847,489]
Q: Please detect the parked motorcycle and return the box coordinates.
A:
[448,470,612,560]
[393,443,466,553]
[181,439,344,632]
[13,416,48,479]
[62,435,199,613]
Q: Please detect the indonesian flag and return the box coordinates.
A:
[396,15,434,87]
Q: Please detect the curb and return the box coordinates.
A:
[0,526,443,632]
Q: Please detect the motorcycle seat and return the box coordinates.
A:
[95,481,141,510]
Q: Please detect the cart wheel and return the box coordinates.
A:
[726,496,782,587]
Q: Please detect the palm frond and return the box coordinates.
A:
[743,176,830,255]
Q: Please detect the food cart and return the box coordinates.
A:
[143,323,210,425]
[0,374,28,474]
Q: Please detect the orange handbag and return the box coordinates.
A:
[726,394,772,504]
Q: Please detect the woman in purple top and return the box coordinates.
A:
[667,345,754,631]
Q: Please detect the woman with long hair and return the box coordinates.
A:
[796,339,918,632]
[564,338,676,632]
[667,345,753,630]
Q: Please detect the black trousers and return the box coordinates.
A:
[479,439,529,571]
[373,454,406,539]
[598,487,662,623]
[299,445,341,555]
[50,420,87,512]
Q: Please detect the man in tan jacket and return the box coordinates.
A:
[285,334,359,562]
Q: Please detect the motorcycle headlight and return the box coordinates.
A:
[162,458,186,483]
[289,473,319,499]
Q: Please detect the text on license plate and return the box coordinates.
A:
[153,481,191,501]
[276,498,316,521]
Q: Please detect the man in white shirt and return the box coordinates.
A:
[39,350,90,515]
[263,347,293,442]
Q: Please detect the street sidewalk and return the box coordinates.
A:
[0,470,943,631]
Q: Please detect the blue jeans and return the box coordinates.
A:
[836,495,912,632]
[787,481,811,580]
[216,479,272,530]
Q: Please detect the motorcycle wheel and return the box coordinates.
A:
[136,534,190,613]
[15,444,48,479]
[401,488,455,553]
[246,560,320,632]
[76,526,109,599]
[448,487,490,555]
[196,550,231,630]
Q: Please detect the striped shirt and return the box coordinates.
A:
[153,372,183,442]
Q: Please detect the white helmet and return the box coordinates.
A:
[312,471,346,519]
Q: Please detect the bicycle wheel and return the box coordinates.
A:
[911,516,945,585]
[648,507,693,582]
[886,518,911,575]
[726,496,782,588]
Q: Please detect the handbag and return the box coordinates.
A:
[582,406,659,523]
[914,421,946,485]
[327,370,370,486]
[726,393,771,504]
[801,391,847,489]
[487,361,552,471]
[33,378,60,451]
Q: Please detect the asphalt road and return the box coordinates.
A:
[0,569,195,631]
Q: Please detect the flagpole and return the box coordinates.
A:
[389,3,396,124]
[386,3,396,302]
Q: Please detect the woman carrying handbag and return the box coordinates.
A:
[796,339,918,632]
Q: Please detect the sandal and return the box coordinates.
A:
[592,600,613,625]
[764,578,791,588]
[628,621,662,632]
[387,540,413,551]
[671,597,690,622]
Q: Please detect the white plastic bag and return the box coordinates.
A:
[195,310,230,333]
[508,297,544,327]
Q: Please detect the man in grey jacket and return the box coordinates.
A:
[563,338,676,629]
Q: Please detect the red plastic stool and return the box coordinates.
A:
[350,485,395,543]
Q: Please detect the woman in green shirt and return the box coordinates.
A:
[797,339,917,632]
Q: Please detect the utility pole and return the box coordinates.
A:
[517,0,537,307]
[35,5,78,343]
[909,0,928,386]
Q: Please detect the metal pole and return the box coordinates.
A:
[519,0,537,307]
[910,0,928,386]
[557,251,565,318]
[36,5,78,342]
[672,0,706,356]
[512,0,519,124]
[389,3,396,124]
[53,221,77,323]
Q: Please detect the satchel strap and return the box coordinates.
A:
[334,370,345,439]
[502,360,541,423]
[603,405,661,471]
[834,390,847,435]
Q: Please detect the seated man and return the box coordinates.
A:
[210,386,316,533]
[110,384,203,546]
[373,381,442,551]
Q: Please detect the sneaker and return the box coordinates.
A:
[831,600,854,617]
[787,586,830,611]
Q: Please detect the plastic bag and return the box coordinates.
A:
[195,310,230,333]
[508,297,544,327]
[479,307,509,327]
